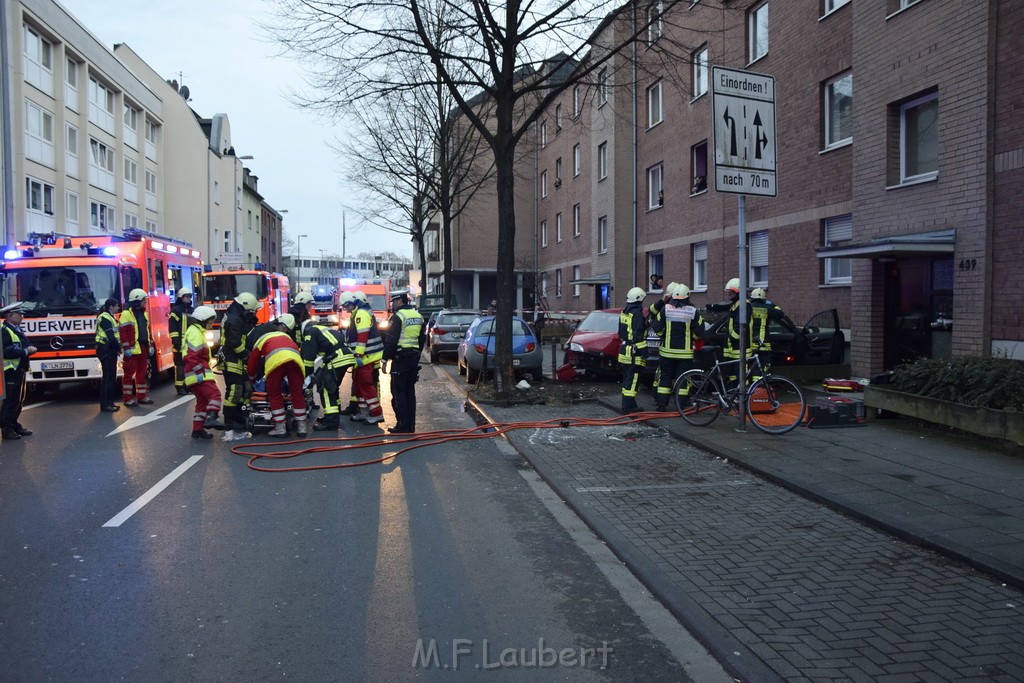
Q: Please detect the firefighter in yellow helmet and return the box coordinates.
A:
[119,288,154,406]
[618,286,649,413]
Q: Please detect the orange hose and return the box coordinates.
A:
[231,411,674,473]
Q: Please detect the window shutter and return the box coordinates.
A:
[825,215,853,244]
[749,231,768,266]
[693,242,707,261]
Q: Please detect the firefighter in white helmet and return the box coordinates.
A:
[618,286,649,414]
[119,288,155,406]
[650,283,704,410]
[748,287,785,375]
[184,306,226,439]
[221,291,261,430]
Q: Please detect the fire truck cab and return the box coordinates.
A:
[337,278,390,331]
[201,268,289,346]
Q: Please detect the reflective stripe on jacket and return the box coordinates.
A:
[248,331,303,379]
[353,306,383,362]
[183,323,215,385]
[118,306,149,355]
[94,311,119,352]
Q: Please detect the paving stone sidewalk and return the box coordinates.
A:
[469,397,1024,682]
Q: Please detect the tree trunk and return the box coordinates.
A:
[493,130,517,395]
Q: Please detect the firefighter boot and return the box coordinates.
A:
[313,417,340,431]
[191,429,214,439]
[350,408,370,422]
[296,418,308,437]
[621,397,640,414]
[340,402,359,416]
[205,412,225,430]
[268,422,288,437]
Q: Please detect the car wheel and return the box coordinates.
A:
[531,368,543,382]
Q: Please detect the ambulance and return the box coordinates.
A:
[0,229,205,392]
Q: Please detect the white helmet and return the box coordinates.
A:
[234,292,262,311]
[339,291,357,306]
[192,305,217,322]
[672,283,691,299]
[352,291,368,304]
[277,313,296,330]
[626,287,646,303]
[725,278,741,294]
[128,288,148,302]
[293,291,314,305]
[176,288,192,299]
[750,287,767,300]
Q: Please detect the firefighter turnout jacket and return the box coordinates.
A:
[183,322,216,386]
[617,302,648,367]
[220,301,255,374]
[247,330,304,381]
[301,323,356,372]
[119,304,151,355]
[651,299,704,359]
[352,303,384,364]
[168,299,193,354]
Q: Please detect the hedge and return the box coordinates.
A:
[890,357,1024,411]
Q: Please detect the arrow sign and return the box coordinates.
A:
[712,66,777,197]
[106,395,195,437]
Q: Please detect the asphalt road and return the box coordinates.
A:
[0,367,727,681]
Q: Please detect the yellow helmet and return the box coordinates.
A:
[276,313,296,330]
[128,288,148,302]
[293,292,314,305]
[234,292,261,311]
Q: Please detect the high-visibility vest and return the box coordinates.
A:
[94,311,118,349]
[353,306,383,362]
[2,324,28,372]
[395,307,424,350]
[659,303,702,359]
[183,324,215,386]
[119,306,149,355]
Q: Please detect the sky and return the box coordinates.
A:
[57,0,412,260]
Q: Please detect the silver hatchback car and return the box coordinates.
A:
[427,309,480,362]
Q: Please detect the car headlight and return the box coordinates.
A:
[378,320,388,330]
[205,329,220,342]
[341,319,350,329]
[569,342,584,352]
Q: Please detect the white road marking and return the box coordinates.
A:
[106,395,194,437]
[102,455,203,527]
[21,401,54,410]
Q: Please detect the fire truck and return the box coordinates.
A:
[0,230,204,392]
[337,278,390,331]
[201,268,289,345]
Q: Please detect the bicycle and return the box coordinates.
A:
[670,353,806,435]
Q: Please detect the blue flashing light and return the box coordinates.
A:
[4,249,21,260]
[102,246,120,257]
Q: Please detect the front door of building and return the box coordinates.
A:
[882,256,954,369]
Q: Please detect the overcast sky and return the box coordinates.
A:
[57,0,412,260]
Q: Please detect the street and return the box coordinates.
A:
[0,369,727,681]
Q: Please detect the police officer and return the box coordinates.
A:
[95,298,122,412]
[618,287,649,414]
[300,317,356,431]
[382,290,425,434]
[650,284,704,410]
[221,292,261,431]
[1,302,37,439]
[119,288,154,406]
[169,288,194,395]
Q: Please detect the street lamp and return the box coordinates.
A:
[296,233,309,291]
[232,154,254,256]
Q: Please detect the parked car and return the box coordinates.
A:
[563,306,845,378]
[427,309,480,362]
[457,315,544,383]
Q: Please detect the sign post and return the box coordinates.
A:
[712,66,777,430]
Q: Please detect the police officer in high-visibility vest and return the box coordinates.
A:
[382,290,425,434]
[618,287,649,414]
[1,302,37,439]
[221,292,261,430]
[95,298,122,413]
[300,317,356,431]
[183,306,226,439]
[169,288,193,395]
[119,288,155,406]
[345,291,385,424]
[650,284,704,410]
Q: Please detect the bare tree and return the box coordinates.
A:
[267,0,694,393]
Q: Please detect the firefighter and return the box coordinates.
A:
[338,291,361,416]
[647,281,677,342]
[247,314,307,437]
[221,292,261,431]
[1,302,38,439]
[382,290,425,434]
[169,288,194,395]
[617,287,649,414]
[120,288,155,406]
[707,277,743,383]
[300,317,356,431]
[650,284,704,411]
[290,291,315,344]
[748,287,785,374]
[184,306,226,439]
[95,298,122,413]
[347,290,385,424]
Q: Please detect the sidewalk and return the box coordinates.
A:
[467,384,1024,681]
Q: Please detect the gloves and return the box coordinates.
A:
[123,349,132,358]
[354,355,364,367]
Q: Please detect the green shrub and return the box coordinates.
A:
[890,357,1024,411]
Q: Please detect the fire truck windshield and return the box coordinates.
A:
[204,273,268,302]
[1,265,118,315]
[366,294,387,311]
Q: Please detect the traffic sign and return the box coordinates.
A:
[712,66,777,197]
[217,251,244,265]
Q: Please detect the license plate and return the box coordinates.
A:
[42,361,74,371]
[512,359,521,366]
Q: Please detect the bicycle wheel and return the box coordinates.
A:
[673,369,721,427]
[746,375,806,435]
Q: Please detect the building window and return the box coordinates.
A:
[748,1,769,63]
[900,0,923,8]
[125,212,139,230]
[145,120,159,161]
[824,0,850,15]
[540,120,548,148]
[555,158,562,184]
[124,158,138,203]
[693,46,708,99]
[26,177,55,217]
[88,77,116,134]
[691,141,708,194]
[573,144,581,176]
[66,192,79,228]
[90,200,115,232]
[824,72,853,148]
[647,1,663,43]
[556,269,563,297]
[573,85,581,117]
[541,220,548,248]
[647,164,664,209]
[648,252,664,291]
[89,138,115,192]
[65,57,78,110]
[573,204,581,237]
[145,169,157,210]
[599,68,609,105]
[573,265,581,297]
[223,230,231,252]
[597,142,608,179]
[824,215,852,285]
[692,242,708,291]
[65,124,79,176]
[555,213,563,243]
[541,170,548,198]
[22,24,53,94]
[146,220,158,232]
[123,104,139,149]
[647,80,663,128]
[541,272,548,298]
[555,104,562,130]
[900,91,938,183]
[213,180,220,205]
[749,230,768,286]
[598,216,608,253]
[24,100,55,166]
